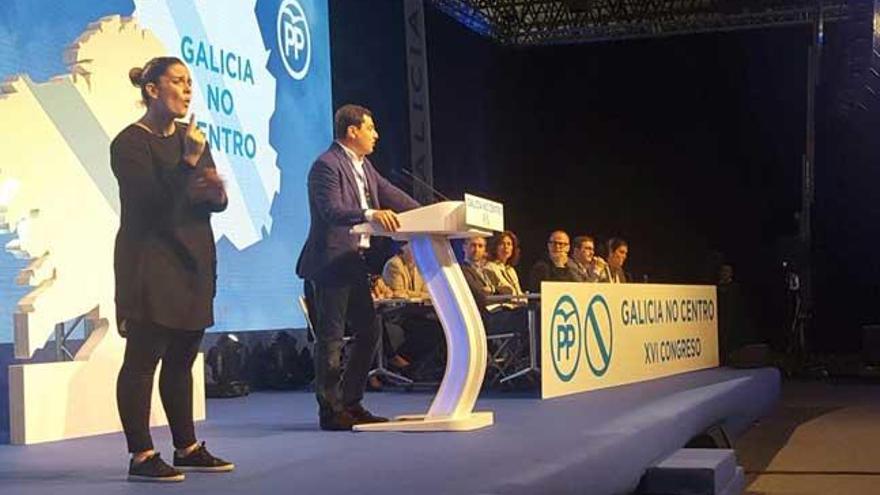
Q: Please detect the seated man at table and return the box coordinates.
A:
[382,242,429,300]
[380,242,442,373]
[570,235,609,283]
[460,236,527,335]
[528,230,579,292]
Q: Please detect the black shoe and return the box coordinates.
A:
[128,453,185,482]
[346,403,389,424]
[319,410,358,431]
[173,442,235,472]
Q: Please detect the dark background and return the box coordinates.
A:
[329,1,880,354]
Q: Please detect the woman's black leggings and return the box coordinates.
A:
[116,319,204,453]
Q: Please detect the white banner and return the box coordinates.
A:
[541,283,719,399]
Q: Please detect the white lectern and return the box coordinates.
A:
[351,196,503,432]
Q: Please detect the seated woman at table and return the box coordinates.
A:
[605,237,630,284]
[485,230,526,307]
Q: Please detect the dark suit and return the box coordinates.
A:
[296,142,418,414]
[461,261,526,336]
[571,260,603,283]
[461,261,495,311]
[606,265,628,283]
[527,257,579,293]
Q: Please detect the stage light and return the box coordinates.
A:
[206,333,250,398]
[261,330,312,390]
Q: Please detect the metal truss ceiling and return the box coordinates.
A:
[430,0,854,45]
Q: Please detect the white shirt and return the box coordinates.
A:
[337,141,376,248]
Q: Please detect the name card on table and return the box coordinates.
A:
[541,282,719,399]
[464,194,504,232]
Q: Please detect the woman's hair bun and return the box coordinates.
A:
[128,67,144,87]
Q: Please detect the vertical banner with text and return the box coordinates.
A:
[403,0,434,204]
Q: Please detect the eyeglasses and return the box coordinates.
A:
[547,241,569,247]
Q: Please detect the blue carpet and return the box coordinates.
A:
[0,367,779,495]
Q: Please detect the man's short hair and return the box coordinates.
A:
[607,237,628,254]
[334,104,373,139]
[547,230,570,243]
[572,235,595,249]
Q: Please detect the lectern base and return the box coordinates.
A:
[352,411,494,432]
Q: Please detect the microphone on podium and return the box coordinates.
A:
[395,168,451,202]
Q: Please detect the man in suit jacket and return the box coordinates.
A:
[382,243,428,299]
[528,230,579,292]
[460,237,526,336]
[570,235,609,283]
[380,242,441,370]
[296,104,419,430]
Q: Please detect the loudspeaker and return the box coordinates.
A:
[862,324,880,364]
[727,344,772,369]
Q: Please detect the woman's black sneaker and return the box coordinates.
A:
[173,442,235,472]
[128,453,185,482]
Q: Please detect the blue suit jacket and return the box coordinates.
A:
[296,142,420,281]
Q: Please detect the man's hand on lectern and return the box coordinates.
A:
[373,210,401,232]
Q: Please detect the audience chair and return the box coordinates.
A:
[485,330,521,386]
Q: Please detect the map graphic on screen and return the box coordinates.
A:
[0,0,332,343]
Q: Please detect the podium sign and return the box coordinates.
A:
[464,194,503,232]
[541,282,719,399]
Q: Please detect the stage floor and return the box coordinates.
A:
[0,367,779,495]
